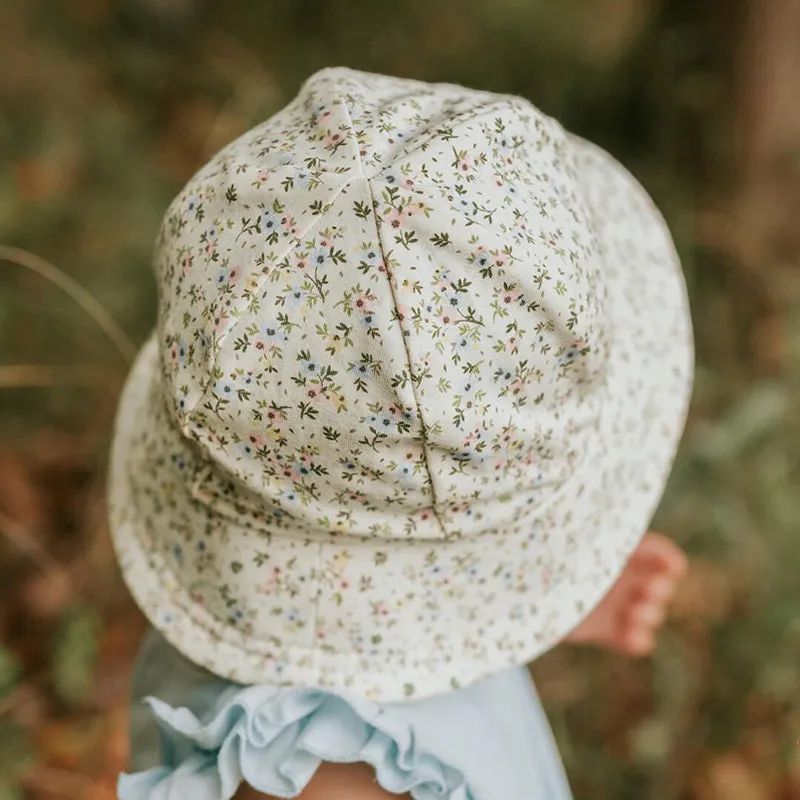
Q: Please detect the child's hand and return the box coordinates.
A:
[563,531,687,655]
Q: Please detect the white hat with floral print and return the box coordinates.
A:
[108,67,693,701]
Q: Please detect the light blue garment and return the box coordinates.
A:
[121,628,574,799]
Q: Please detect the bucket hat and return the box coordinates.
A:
[109,67,693,701]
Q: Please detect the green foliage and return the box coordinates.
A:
[1,0,800,795]
[0,645,20,699]
[51,603,100,707]
[0,722,34,796]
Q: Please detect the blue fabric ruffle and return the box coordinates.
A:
[119,685,474,799]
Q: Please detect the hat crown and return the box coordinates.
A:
[153,67,609,542]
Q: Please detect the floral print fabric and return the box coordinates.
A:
[108,67,694,700]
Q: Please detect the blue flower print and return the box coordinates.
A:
[341,459,357,474]
[453,334,471,355]
[214,378,235,399]
[285,281,307,308]
[260,320,288,344]
[357,244,381,269]
[302,357,321,377]
[310,246,328,271]
[279,487,299,504]
[175,338,188,366]
[260,210,280,238]
[394,460,416,487]
[347,360,377,380]
[558,340,588,367]
[285,608,305,624]
[227,606,245,625]
[367,412,397,433]
[291,458,312,478]
[237,440,256,459]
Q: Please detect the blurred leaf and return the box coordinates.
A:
[0,785,23,800]
[692,382,791,463]
[51,603,100,707]
[0,644,20,698]
[0,721,35,791]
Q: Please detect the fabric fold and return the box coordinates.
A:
[118,685,475,800]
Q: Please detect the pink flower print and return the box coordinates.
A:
[313,106,332,123]
[494,251,510,268]
[213,312,230,334]
[462,429,483,448]
[281,215,298,236]
[385,207,408,229]
[500,285,522,305]
[204,226,219,256]
[395,302,410,322]
[417,507,435,522]
[169,337,187,367]
[180,254,194,276]
[253,168,270,187]
[456,154,473,173]
[404,202,425,221]
[323,131,345,150]
[319,236,333,249]
[372,601,389,617]
[265,405,287,428]
[509,376,526,397]
[305,385,325,405]
[492,455,509,474]
[352,290,373,315]
[260,566,281,595]
[505,335,519,353]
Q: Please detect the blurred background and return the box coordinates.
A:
[1,0,800,797]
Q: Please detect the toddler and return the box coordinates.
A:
[109,67,693,799]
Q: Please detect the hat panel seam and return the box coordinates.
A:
[337,90,448,539]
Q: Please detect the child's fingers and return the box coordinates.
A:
[634,576,677,604]
[632,532,688,578]
[623,626,656,655]
[628,600,666,629]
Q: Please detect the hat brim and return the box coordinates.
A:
[108,135,693,701]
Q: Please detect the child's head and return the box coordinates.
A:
[108,68,693,700]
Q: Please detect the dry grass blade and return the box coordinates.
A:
[21,765,106,798]
[0,508,75,594]
[0,364,110,388]
[0,244,136,365]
